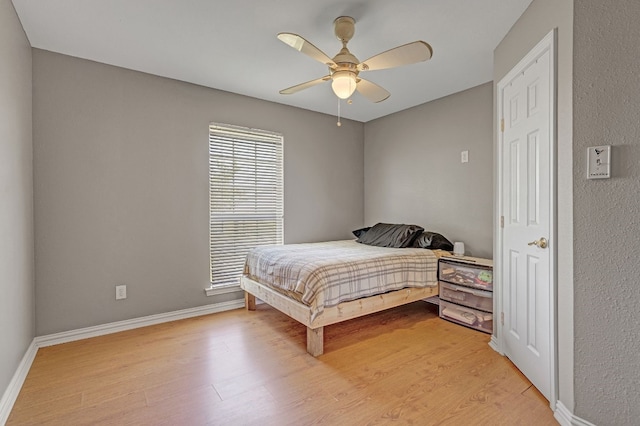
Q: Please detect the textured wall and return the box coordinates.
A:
[573,2,640,424]
[0,0,34,398]
[364,83,494,259]
[32,50,364,335]
[493,0,574,409]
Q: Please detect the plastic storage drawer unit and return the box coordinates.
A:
[439,281,493,312]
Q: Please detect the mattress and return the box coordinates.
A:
[243,240,438,320]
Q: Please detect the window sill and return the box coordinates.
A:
[205,284,242,297]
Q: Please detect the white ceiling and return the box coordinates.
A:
[12,0,532,122]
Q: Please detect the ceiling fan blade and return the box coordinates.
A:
[280,75,332,95]
[358,41,433,71]
[277,33,337,67]
[356,78,390,103]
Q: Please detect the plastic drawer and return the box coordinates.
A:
[439,300,493,334]
[438,258,493,291]
[439,281,493,312]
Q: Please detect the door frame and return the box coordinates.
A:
[492,29,558,409]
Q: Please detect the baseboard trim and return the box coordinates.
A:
[488,335,502,354]
[0,299,244,424]
[554,401,595,426]
[36,299,245,348]
[0,340,38,425]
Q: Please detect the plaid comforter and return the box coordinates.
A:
[243,240,438,320]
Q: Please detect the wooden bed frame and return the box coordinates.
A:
[241,276,438,356]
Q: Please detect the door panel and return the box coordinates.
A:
[499,36,554,402]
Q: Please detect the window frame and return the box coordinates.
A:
[207,123,284,291]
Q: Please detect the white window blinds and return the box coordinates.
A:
[209,123,284,287]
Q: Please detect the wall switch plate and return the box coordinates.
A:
[461,150,469,163]
[587,145,611,179]
[115,285,127,300]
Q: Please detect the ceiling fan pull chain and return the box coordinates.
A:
[337,98,342,127]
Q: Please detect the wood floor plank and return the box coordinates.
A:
[7,302,556,425]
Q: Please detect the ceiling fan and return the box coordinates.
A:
[277,16,433,103]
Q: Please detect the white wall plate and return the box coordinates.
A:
[587,145,611,179]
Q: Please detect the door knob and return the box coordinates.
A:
[528,237,548,249]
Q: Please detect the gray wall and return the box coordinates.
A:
[493,0,574,411]
[32,50,364,335]
[573,2,640,424]
[364,83,493,258]
[0,0,35,395]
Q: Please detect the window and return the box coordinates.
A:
[209,123,284,287]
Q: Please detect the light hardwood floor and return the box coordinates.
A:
[8,302,557,425]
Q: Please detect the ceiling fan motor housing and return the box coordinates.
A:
[331,17,359,86]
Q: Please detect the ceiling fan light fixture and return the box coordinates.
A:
[331,70,357,99]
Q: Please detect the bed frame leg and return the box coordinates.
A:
[307,326,324,357]
[245,292,256,311]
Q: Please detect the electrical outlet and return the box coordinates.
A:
[115,285,127,300]
[461,150,469,163]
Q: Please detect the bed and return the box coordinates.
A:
[241,233,444,356]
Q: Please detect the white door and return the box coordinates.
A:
[498,31,555,403]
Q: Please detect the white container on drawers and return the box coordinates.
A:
[438,255,493,334]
